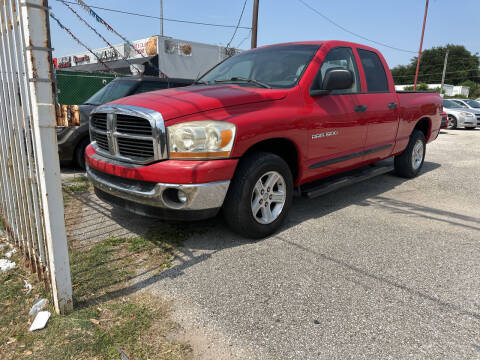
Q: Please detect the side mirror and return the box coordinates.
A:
[310,68,354,96]
[323,68,354,91]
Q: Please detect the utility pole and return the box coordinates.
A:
[160,0,164,37]
[251,0,259,48]
[414,0,429,90]
[440,49,449,95]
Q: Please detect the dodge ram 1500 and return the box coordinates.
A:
[86,41,442,238]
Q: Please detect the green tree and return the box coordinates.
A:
[391,45,480,86]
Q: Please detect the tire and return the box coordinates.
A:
[74,137,90,170]
[223,152,293,239]
[394,130,426,178]
[447,115,457,129]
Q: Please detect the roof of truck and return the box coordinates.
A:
[251,40,380,53]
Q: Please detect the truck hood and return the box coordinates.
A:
[109,84,288,121]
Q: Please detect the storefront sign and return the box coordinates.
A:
[73,54,90,64]
[57,56,72,68]
[164,40,193,57]
[59,36,159,68]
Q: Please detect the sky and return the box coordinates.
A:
[50,0,480,69]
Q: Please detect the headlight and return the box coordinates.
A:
[460,112,474,117]
[167,121,236,159]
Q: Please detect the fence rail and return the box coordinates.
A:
[0,0,72,314]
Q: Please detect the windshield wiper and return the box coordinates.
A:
[214,77,271,89]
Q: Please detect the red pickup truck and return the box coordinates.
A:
[86,41,442,238]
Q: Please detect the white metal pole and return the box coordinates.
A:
[20,0,73,314]
[440,50,449,95]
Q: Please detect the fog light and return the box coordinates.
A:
[162,188,188,209]
[177,190,187,203]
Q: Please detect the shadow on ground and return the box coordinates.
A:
[62,159,480,321]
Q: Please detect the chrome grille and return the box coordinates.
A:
[89,104,166,164]
[91,113,107,131]
[118,137,154,158]
[116,115,152,136]
[93,132,109,152]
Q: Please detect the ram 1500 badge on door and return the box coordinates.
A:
[86,41,442,238]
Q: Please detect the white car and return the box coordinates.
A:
[443,99,477,129]
[451,99,480,127]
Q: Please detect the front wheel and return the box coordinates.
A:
[447,115,457,129]
[75,137,90,170]
[223,152,293,239]
[394,130,426,178]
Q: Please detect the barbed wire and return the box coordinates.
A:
[59,0,128,66]
[73,0,166,76]
[49,11,117,74]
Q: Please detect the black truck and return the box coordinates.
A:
[57,76,193,168]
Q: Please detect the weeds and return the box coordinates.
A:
[0,225,192,359]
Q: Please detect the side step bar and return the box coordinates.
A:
[301,163,395,199]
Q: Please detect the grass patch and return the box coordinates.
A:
[0,226,192,359]
[62,175,90,193]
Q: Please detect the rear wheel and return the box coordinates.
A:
[394,130,426,178]
[223,152,293,239]
[447,115,457,129]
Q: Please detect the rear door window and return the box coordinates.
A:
[357,49,389,92]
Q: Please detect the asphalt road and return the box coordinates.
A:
[144,129,479,359]
[67,129,480,359]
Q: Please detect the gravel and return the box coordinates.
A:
[67,129,480,359]
[148,129,480,359]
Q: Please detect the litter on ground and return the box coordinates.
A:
[5,248,16,258]
[29,311,51,331]
[29,298,48,316]
[0,258,16,272]
[24,280,33,294]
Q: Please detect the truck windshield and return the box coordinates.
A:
[443,99,463,109]
[199,44,320,89]
[84,80,136,105]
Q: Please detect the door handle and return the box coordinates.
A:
[354,105,368,113]
[388,102,398,109]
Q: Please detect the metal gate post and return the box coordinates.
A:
[19,0,73,314]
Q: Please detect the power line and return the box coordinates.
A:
[297,0,416,54]
[55,0,252,30]
[395,74,480,83]
[237,29,252,48]
[226,0,248,48]
[393,68,480,78]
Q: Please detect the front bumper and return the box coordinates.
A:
[85,145,236,220]
[87,164,229,210]
[459,115,477,128]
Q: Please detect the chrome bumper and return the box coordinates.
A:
[86,165,230,211]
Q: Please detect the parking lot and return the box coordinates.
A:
[64,129,480,359]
